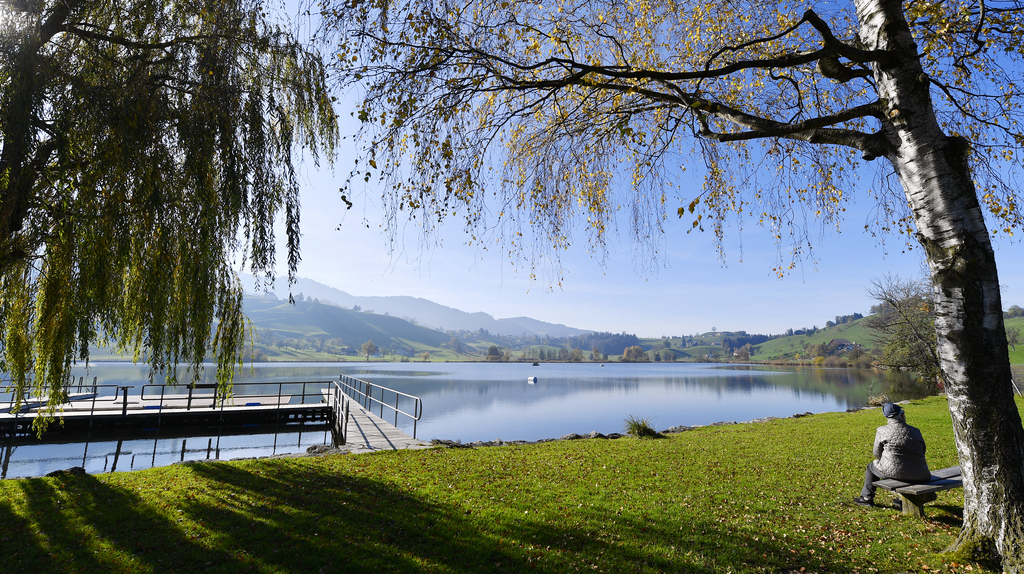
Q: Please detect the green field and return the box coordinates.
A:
[0,396,1004,573]
[1006,316,1024,365]
[750,320,877,362]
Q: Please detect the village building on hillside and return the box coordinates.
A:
[827,339,859,353]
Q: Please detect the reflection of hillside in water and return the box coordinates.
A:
[318,363,929,441]
[350,365,927,408]
[712,367,936,405]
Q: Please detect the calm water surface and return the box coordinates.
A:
[2,362,930,477]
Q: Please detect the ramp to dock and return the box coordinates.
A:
[342,404,432,454]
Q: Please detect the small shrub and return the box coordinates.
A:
[866,393,890,406]
[824,356,847,368]
[624,414,658,439]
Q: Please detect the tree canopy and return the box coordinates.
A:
[361,339,378,359]
[0,0,338,425]
[321,0,1022,269]
[320,0,1024,567]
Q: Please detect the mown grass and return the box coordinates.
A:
[0,396,1005,573]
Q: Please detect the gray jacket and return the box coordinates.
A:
[873,418,931,482]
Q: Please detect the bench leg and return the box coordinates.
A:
[898,492,937,517]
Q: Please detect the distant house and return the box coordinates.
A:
[828,339,858,352]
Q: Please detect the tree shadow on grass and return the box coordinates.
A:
[3,471,237,573]
[0,488,52,570]
[178,459,872,573]
[0,458,884,574]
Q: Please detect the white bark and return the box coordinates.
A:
[855,0,1024,568]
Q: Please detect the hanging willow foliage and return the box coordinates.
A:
[0,0,338,430]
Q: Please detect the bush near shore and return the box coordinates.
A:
[0,396,1008,573]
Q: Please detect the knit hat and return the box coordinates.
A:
[882,402,903,419]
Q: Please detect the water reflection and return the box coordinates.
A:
[1,425,333,480]
[329,363,933,441]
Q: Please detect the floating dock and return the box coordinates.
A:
[1,377,427,455]
[0,384,337,442]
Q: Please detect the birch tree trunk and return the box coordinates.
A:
[856,0,1024,568]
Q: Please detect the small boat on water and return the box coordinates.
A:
[532,362,539,366]
[527,376,537,384]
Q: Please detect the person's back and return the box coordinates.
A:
[873,416,930,482]
[854,402,931,507]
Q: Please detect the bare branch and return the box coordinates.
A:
[62,25,214,50]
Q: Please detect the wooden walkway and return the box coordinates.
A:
[341,403,432,454]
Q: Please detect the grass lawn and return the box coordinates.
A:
[0,396,1007,573]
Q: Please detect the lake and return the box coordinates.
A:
[2,361,931,478]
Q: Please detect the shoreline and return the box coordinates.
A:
[7,404,897,481]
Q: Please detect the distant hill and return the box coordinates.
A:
[751,318,878,361]
[240,274,589,338]
[244,295,451,353]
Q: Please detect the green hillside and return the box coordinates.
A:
[83,295,1023,366]
[752,319,878,361]
[244,295,456,360]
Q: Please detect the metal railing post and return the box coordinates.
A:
[119,386,131,416]
[276,382,283,424]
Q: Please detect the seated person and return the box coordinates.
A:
[854,402,931,507]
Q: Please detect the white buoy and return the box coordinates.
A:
[527,376,537,384]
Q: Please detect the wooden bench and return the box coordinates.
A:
[873,466,963,517]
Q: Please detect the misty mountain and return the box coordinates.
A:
[239,274,589,338]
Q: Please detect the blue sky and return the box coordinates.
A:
[263,135,1024,338]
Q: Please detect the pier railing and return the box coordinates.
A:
[139,381,330,410]
[336,374,422,438]
[2,380,354,444]
[3,376,420,443]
